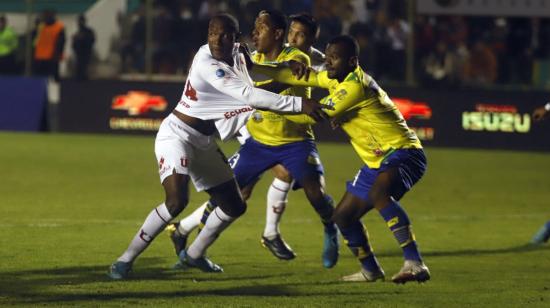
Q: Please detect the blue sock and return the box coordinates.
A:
[339,220,382,273]
[315,194,337,233]
[379,199,422,262]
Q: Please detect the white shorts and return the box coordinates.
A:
[155,114,234,192]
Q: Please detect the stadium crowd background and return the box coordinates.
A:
[1,0,550,89]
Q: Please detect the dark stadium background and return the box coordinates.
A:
[1,1,550,306]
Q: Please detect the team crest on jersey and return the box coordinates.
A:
[335,89,347,100]
[216,69,226,77]
[252,112,264,122]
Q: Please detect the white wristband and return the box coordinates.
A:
[545,102,550,112]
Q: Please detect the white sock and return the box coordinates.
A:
[186,207,235,259]
[177,202,208,236]
[118,203,173,263]
[263,178,291,239]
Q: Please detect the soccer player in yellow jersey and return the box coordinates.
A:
[254,35,430,284]
[167,10,340,269]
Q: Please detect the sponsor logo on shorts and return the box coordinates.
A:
[307,155,321,165]
[224,107,254,119]
[228,153,240,169]
[159,157,171,176]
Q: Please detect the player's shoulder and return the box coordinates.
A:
[343,66,368,86]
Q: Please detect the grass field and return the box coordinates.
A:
[1,131,549,307]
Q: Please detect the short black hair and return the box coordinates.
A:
[289,13,319,38]
[211,13,240,34]
[258,9,287,33]
[328,35,359,58]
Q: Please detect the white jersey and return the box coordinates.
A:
[174,44,303,141]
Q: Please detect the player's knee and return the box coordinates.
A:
[233,201,247,217]
[220,200,247,218]
[302,180,324,202]
[367,188,390,210]
[164,196,188,217]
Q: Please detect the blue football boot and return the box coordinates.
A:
[322,223,339,268]
[179,250,223,273]
[107,261,132,280]
[531,221,550,245]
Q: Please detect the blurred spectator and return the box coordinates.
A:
[281,0,313,15]
[175,0,200,72]
[152,6,179,74]
[313,0,343,50]
[422,40,456,88]
[504,18,533,84]
[349,22,375,74]
[0,15,19,75]
[370,10,391,80]
[463,39,497,85]
[415,16,435,60]
[533,18,550,59]
[33,9,65,81]
[386,13,409,81]
[490,18,508,84]
[72,14,95,80]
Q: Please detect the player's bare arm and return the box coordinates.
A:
[532,102,550,122]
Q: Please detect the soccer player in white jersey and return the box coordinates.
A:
[166,11,336,266]
[107,13,329,279]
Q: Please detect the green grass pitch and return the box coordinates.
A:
[1,131,549,307]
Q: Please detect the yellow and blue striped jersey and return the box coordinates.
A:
[255,65,422,168]
[246,46,314,146]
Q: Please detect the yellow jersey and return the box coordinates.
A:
[246,46,314,146]
[255,65,422,168]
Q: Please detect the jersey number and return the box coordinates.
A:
[184,80,198,101]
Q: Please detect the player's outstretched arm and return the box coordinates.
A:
[286,82,364,125]
[252,61,321,88]
[255,80,291,94]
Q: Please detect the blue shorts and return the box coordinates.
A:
[229,138,324,189]
[346,149,427,201]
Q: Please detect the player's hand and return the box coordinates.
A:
[330,117,344,129]
[287,60,314,81]
[532,106,549,122]
[301,98,333,122]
